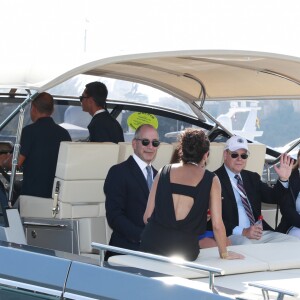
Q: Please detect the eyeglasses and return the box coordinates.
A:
[79,95,89,102]
[229,151,249,159]
[135,138,160,147]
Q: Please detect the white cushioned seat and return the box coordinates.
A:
[20,195,53,218]
[20,142,120,253]
[231,242,300,271]
[109,245,269,279]
[261,203,281,230]
[52,142,119,219]
[118,142,133,163]
[206,142,225,171]
[56,142,119,180]
[152,142,174,170]
[110,254,209,279]
[53,142,119,250]
[50,179,105,219]
[246,143,266,176]
[109,242,300,279]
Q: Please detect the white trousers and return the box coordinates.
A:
[229,230,300,245]
[287,227,300,239]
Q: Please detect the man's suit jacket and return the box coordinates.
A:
[104,156,157,258]
[88,110,124,143]
[277,169,300,233]
[214,164,287,236]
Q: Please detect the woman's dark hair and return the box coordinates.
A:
[170,144,181,164]
[179,128,210,164]
[292,149,300,170]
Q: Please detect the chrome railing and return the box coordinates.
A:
[92,242,224,294]
[248,282,298,300]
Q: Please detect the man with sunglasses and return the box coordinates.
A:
[213,135,298,245]
[104,124,160,260]
[80,81,124,143]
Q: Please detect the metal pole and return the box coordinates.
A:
[8,108,24,207]
[92,242,223,293]
[6,91,37,207]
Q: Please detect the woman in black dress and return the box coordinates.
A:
[140,128,243,261]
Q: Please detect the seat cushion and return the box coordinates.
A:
[20,195,53,218]
[52,179,105,204]
[55,142,119,180]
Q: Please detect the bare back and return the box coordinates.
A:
[170,163,206,221]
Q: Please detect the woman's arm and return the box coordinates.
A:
[209,176,228,256]
[210,176,244,260]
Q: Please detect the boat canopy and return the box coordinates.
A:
[2,50,300,105]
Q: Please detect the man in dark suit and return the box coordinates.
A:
[104,124,160,260]
[276,149,300,235]
[214,135,298,245]
[80,81,124,143]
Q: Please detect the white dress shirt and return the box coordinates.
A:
[132,153,153,181]
[93,109,105,116]
[224,166,251,235]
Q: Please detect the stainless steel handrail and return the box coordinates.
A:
[23,222,68,228]
[8,107,24,206]
[92,242,224,293]
[248,282,298,300]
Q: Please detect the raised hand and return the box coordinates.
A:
[274,153,294,181]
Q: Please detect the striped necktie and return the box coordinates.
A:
[234,175,255,225]
[146,165,153,190]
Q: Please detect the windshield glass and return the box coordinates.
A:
[1,82,300,157]
[48,75,196,116]
[203,99,300,158]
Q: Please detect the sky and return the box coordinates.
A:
[3,0,300,58]
[2,0,300,86]
[1,0,300,147]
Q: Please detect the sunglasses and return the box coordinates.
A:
[79,95,89,102]
[136,138,160,147]
[229,151,249,159]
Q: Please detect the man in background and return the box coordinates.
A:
[0,92,71,198]
[80,81,124,143]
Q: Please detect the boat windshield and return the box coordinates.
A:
[202,99,300,156]
[1,77,299,154]
[48,75,196,116]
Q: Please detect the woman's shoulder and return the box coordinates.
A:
[205,169,216,178]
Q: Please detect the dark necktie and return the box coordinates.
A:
[234,175,255,225]
[146,165,153,190]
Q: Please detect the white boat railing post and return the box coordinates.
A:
[99,249,105,267]
[92,242,224,294]
[248,282,298,300]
